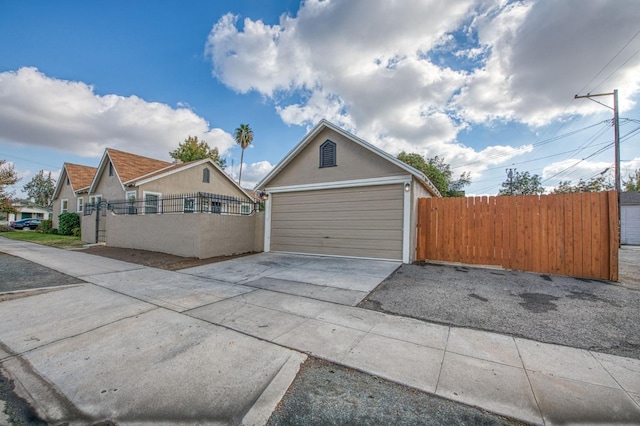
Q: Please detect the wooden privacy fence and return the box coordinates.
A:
[416,191,619,281]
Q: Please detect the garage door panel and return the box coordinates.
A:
[272,199,401,214]
[271,228,402,241]
[271,209,402,221]
[270,184,404,260]
[274,187,403,205]
[272,242,402,260]
[271,219,403,231]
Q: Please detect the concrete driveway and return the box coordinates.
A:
[179,252,401,306]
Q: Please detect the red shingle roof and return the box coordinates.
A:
[106,148,172,183]
[64,163,97,191]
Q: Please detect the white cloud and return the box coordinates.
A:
[0,67,235,160]
[206,0,640,178]
[225,160,274,190]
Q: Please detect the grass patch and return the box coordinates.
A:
[0,231,84,249]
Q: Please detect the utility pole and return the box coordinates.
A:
[575,90,621,249]
[506,168,516,195]
[574,89,620,192]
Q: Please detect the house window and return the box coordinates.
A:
[184,197,195,213]
[66,176,70,185]
[89,195,102,206]
[61,199,68,213]
[241,204,251,215]
[77,197,84,213]
[211,201,222,214]
[319,140,336,168]
[203,168,210,183]
[126,191,137,215]
[109,162,114,176]
[143,192,161,214]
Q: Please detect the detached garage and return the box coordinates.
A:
[256,119,440,263]
[621,191,640,245]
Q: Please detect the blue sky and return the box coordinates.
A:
[1,0,640,198]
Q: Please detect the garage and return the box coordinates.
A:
[621,192,640,245]
[270,184,404,260]
[256,119,440,263]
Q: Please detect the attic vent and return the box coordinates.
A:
[203,168,210,183]
[319,140,336,168]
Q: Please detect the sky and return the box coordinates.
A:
[1,0,640,199]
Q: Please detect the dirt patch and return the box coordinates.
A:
[81,245,255,271]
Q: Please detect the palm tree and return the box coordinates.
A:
[234,123,253,186]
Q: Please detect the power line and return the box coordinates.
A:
[449,119,611,170]
[0,152,60,170]
[578,27,640,94]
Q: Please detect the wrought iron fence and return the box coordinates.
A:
[84,192,255,216]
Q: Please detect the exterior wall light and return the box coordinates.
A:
[260,192,269,201]
[404,182,411,192]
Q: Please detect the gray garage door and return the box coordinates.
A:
[621,205,640,245]
[270,184,404,260]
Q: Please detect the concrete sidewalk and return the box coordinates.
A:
[1,239,639,425]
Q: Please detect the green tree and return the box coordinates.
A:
[498,170,545,196]
[0,160,18,213]
[623,169,640,191]
[23,170,56,206]
[397,152,471,197]
[552,175,613,194]
[169,136,226,168]
[234,123,253,186]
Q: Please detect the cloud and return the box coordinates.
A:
[0,67,235,160]
[225,160,274,189]
[206,0,640,177]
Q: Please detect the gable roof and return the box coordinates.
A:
[127,158,253,200]
[255,119,441,196]
[52,163,97,199]
[89,148,172,193]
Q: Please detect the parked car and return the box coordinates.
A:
[9,218,41,230]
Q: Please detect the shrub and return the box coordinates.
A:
[71,227,81,237]
[38,219,53,233]
[49,228,58,235]
[58,213,80,236]
[0,224,14,232]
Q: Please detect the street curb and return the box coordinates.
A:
[241,351,307,426]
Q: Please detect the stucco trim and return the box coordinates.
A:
[255,119,441,197]
[266,175,411,193]
[264,196,272,252]
[402,181,411,263]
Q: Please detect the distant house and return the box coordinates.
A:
[51,163,97,228]
[4,199,51,223]
[86,148,250,210]
[621,191,640,245]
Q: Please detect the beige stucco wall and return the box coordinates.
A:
[104,212,261,258]
[136,163,247,200]
[92,169,126,202]
[82,211,98,244]
[266,128,408,188]
[198,213,257,258]
[253,212,265,252]
[52,173,80,228]
[410,179,432,262]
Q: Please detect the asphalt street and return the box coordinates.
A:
[360,257,640,359]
